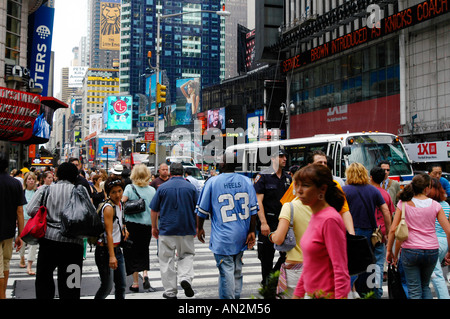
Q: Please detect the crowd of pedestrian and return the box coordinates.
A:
[2,150,450,300]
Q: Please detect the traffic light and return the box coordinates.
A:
[156,83,167,104]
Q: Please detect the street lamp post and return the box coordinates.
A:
[151,7,230,171]
[280,101,295,139]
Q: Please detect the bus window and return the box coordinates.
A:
[346,135,412,176]
[334,143,344,178]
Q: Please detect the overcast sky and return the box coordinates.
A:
[52,0,88,96]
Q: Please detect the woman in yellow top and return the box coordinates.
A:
[269,174,312,299]
[281,150,355,235]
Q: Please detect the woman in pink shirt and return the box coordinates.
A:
[293,164,350,299]
[386,173,450,299]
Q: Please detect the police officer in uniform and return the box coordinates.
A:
[254,147,292,287]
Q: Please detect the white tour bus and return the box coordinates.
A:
[225,132,414,185]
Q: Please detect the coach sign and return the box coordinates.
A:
[27,5,55,97]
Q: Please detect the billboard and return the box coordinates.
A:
[145,73,162,115]
[28,5,55,96]
[97,136,126,161]
[207,107,225,130]
[100,0,121,50]
[70,96,82,114]
[68,66,88,88]
[89,113,103,135]
[290,95,400,138]
[176,78,201,124]
[247,110,263,143]
[404,141,450,163]
[103,95,132,131]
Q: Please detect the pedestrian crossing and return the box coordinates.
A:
[7,220,450,299]
[7,220,263,299]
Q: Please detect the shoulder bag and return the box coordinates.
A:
[347,232,376,276]
[123,184,146,215]
[61,184,103,239]
[395,201,408,241]
[355,188,383,247]
[274,202,297,252]
[20,186,50,244]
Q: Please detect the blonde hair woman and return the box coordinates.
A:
[20,172,38,275]
[122,164,156,292]
[342,162,392,298]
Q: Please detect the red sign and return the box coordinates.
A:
[113,99,127,114]
[145,131,155,141]
[290,95,400,139]
[0,87,41,142]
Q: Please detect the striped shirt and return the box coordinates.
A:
[27,181,86,246]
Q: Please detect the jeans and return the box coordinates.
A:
[430,237,450,299]
[373,243,386,299]
[94,245,126,299]
[214,251,244,299]
[401,248,439,299]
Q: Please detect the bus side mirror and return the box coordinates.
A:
[342,146,352,155]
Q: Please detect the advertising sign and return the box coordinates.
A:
[404,141,450,163]
[68,67,89,88]
[28,5,55,96]
[145,73,162,115]
[176,78,201,124]
[100,0,121,50]
[207,107,225,130]
[97,136,126,160]
[103,95,132,131]
[0,87,41,142]
[247,110,263,143]
[290,95,400,139]
[89,113,103,135]
[282,0,450,73]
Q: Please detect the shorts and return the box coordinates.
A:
[0,238,13,278]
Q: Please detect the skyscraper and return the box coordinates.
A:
[88,0,120,69]
[120,0,223,131]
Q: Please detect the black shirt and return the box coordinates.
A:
[253,167,291,229]
[0,172,27,241]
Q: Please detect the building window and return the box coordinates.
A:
[5,0,22,63]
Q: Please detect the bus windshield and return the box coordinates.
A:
[347,135,412,176]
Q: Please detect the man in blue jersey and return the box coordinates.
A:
[196,153,258,299]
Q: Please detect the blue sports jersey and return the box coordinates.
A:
[196,173,259,255]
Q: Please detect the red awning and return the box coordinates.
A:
[40,96,68,110]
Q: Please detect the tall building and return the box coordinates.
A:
[222,0,248,80]
[81,68,120,140]
[88,0,120,69]
[1,0,67,169]
[256,0,450,149]
[120,0,224,132]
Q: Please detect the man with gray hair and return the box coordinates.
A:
[150,162,199,299]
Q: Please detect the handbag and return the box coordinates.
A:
[20,186,50,245]
[61,184,103,239]
[395,202,409,242]
[387,263,407,299]
[274,202,297,252]
[355,189,383,247]
[346,232,376,276]
[123,184,146,215]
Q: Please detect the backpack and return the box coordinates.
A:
[87,199,117,246]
